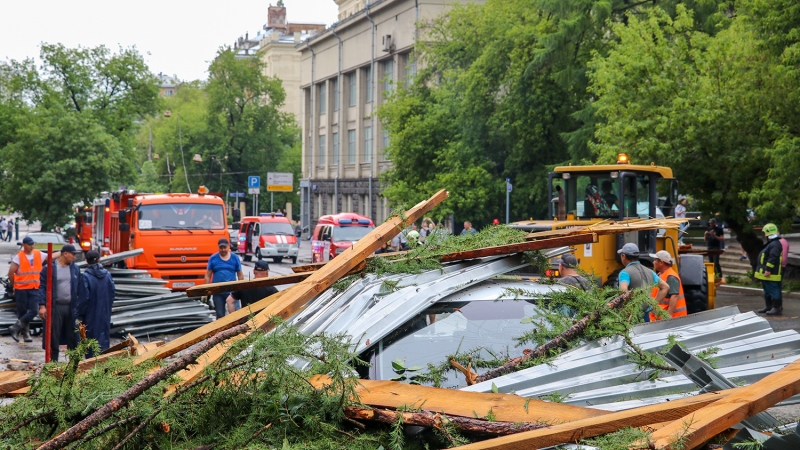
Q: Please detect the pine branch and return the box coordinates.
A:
[37,323,251,450]
[345,407,547,436]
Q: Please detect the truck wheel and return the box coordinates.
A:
[291,256,297,264]
[684,266,709,314]
[256,248,263,261]
[603,269,621,289]
[272,257,282,264]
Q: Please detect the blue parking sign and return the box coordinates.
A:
[248,176,261,188]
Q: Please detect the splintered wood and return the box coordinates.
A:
[524,217,686,241]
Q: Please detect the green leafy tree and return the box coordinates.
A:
[588,5,799,259]
[0,44,159,229]
[378,0,727,227]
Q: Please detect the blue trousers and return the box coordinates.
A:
[16,289,41,325]
[762,280,782,303]
[212,294,241,319]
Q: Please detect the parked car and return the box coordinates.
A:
[18,232,66,252]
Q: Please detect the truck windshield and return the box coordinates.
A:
[261,223,295,235]
[333,225,374,241]
[137,204,225,230]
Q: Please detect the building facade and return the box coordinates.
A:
[298,0,483,233]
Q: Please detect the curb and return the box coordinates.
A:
[718,284,800,299]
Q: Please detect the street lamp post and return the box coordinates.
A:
[164,110,192,193]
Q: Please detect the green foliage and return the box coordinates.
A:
[580,426,652,450]
[390,358,426,384]
[0,44,159,229]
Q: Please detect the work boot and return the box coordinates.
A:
[757,298,772,314]
[767,299,783,316]
[21,324,33,343]
[8,320,22,343]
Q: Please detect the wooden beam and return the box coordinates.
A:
[524,218,684,241]
[292,251,412,273]
[439,234,596,263]
[450,390,733,450]
[0,342,164,397]
[187,272,311,297]
[311,375,610,424]
[133,290,287,364]
[174,190,450,385]
[648,357,800,449]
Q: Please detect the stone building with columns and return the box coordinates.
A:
[298,0,483,233]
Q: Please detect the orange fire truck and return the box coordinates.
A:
[89,187,228,290]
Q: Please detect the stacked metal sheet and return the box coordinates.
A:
[0,261,213,338]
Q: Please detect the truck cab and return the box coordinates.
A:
[237,214,299,264]
[106,187,228,290]
[311,213,375,263]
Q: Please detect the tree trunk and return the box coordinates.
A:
[344,407,547,436]
[468,291,633,385]
[37,323,251,450]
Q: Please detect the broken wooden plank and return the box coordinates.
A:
[292,250,412,273]
[648,357,800,449]
[450,389,734,449]
[174,190,449,385]
[311,375,610,424]
[438,234,596,263]
[133,291,287,364]
[0,342,165,397]
[187,272,311,297]
[524,218,684,241]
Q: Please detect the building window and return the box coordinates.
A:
[332,132,339,165]
[383,129,390,160]
[363,126,372,162]
[362,195,369,217]
[365,66,373,103]
[319,135,326,166]
[348,130,356,164]
[348,72,356,106]
[165,89,173,96]
[319,82,326,114]
[333,77,339,111]
[383,59,394,95]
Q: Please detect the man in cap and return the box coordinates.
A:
[205,238,244,319]
[754,223,784,315]
[38,244,86,361]
[648,250,687,320]
[617,243,670,322]
[556,254,592,291]
[704,218,725,277]
[75,251,115,354]
[226,260,279,314]
[6,236,50,342]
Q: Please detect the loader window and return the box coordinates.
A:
[557,174,619,219]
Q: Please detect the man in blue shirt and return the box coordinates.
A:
[205,238,244,319]
[617,243,669,322]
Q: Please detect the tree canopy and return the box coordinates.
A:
[0,44,159,229]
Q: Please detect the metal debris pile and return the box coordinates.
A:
[1,249,212,338]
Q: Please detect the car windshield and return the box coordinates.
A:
[362,299,541,388]
[137,204,225,230]
[333,225,374,241]
[261,223,295,235]
[27,233,65,244]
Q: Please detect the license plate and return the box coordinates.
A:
[278,249,288,253]
[173,282,195,288]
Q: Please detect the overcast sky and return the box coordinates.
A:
[0,0,338,82]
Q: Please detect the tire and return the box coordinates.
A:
[603,268,621,289]
[291,256,297,264]
[684,266,709,314]
[272,257,282,264]
[256,248,263,261]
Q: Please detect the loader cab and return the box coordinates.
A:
[549,156,679,256]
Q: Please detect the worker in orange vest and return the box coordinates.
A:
[649,250,687,321]
[7,236,48,342]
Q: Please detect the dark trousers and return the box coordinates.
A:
[43,303,77,362]
[708,253,722,277]
[763,280,782,305]
[213,294,228,319]
[16,289,40,325]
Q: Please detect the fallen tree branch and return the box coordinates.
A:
[461,291,634,385]
[37,323,251,450]
[345,407,547,436]
[0,410,54,439]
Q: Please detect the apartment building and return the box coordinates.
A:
[298,0,483,233]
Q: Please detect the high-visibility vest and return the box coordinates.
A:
[650,267,687,321]
[14,250,42,290]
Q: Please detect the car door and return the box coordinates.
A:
[250,223,260,254]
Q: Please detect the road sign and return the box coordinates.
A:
[248,176,261,189]
[248,188,260,195]
[229,192,246,198]
[507,183,513,193]
[267,172,293,192]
